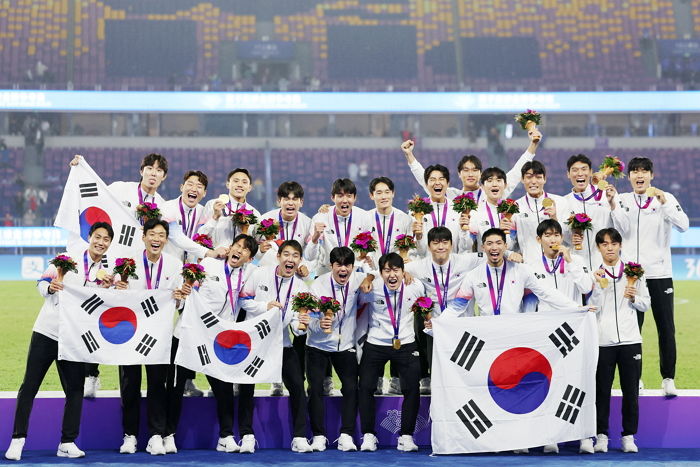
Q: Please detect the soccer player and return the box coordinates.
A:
[468,167,514,251]
[306,247,373,452]
[366,177,413,262]
[358,253,426,453]
[240,240,314,452]
[115,219,186,456]
[196,234,259,453]
[611,157,688,395]
[5,222,115,461]
[585,228,650,454]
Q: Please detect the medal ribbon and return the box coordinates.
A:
[432,263,451,311]
[486,262,507,315]
[143,250,163,290]
[375,212,395,255]
[383,284,404,340]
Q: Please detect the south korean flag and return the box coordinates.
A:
[57,284,176,365]
[174,290,283,384]
[54,158,144,258]
[430,311,598,454]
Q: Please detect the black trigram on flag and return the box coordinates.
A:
[450,331,485,371]
[118,225,136,247]
[140,296,159,317]
[555,384,586,424]
[135,334,157,356]
[100,256,109,269]
[244,356,264,377]
[81,293,104,315]
[197,344,211,366]
[79,182,98,198]
[549,322,580,357]
[81,331,100,353]
[456,399,493,439]
[255,319,271,339]
[200,312,219,328]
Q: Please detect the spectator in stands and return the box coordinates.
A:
[3,211,13,226]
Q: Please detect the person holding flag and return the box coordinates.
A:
[5,222,115,461]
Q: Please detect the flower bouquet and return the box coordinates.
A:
[232,207,258,235]
[257,218,280,241]
[136,202,161,223]
[114,257,138,282]
[292,292,319,331]
[394,234,417,261]
[318,296,341,334]
[514,109,541,143]
[497,198,519,235]
[565,213,593,250]
[453,193,478,231]
[411,296,434,323]
[50,254,77,281]
[350,231,377,260]
[407,195,433,223]
[182,262,206,286]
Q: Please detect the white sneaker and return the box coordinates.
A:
[419,377,431,395]
[579,438,594,454]
[119,435,137,454]
[543,443,559,453]
[388,377,401,395]
[270,382,284,396]
[57,442,85,458]
[513,448,529,454]
[594,433,608,453]
[374,377,384,395]
[662,378,678,397]
[216,435,239,453]
[310,435,327,452]
[146,435,166,455]
[323,376,334,396]
[621,435,638,453]
[360,433,378,452]
[291,437,313,453]
[638,379,645,392]
[239,434,256,453]
[233,383,240,397]
[163,434,177,454]
[397,434,418,452]
[337,433,357,451]
[84,376,101,398]
[5,438,25,461]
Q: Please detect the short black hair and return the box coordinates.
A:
[89,221,114,239]
[595,228,623,245]
[480,167,507,185]
[232,233,258,257]
[427,226,452,244]
[424,164,450,184]
[536,219,562,237]
[141,153,169,175]
[566,154,592,171]
[457,155,482,173]
[482,227,506,243]
[277,181,304,200]
[521,160,547,178]
[331,178,357,196]
[278,239,303,256]
[182,170,208,189]
[227,168,252,183]
[329,246,355,266]
[369,176,394,193]
[627,157,653,174]
[143,218,169,237]
[379,252,404,271]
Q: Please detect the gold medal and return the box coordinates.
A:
[542,198,554,208]
[96,269,107,281]
[599,277,609,289]
[597,180,608,190]
[392,338,401,350]
[550,243,560,251]
[218,194,230,204]
[645,187,656,197]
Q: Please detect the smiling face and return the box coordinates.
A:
[597,234,621,266]
[180,175,207,208]
[381,264,404,290]
[278,193,303,221]
[629,168,654,195]
[143,224,168,258]
[523,169,546,198]
[140,161,167,192]
[226,172,252,203]
[88,227,112,260]
[427,170,448,202]
[537,228,562,258]
[227,238,253,268]
[567,161,592,192]
[332,191,356,217]
[277,245,301,277]
[429,238,451,264]
[369,182,395,212]
[482,175,506,204]
[482,234,506,266]
[331,261,353,285]
[459,161,481,191]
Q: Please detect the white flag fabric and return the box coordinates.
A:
[54,158,144,258]
[57,284,176,365]
[174,290,283,384]
[431,311,598,454]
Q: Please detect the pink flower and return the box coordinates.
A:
[574,213,591,223]
[143,202,158,210]
[627,261,641,268]
[320,296,332,304]
[416,296,433,308]
[261,218,274,228]
[116,258,125,266]
[396,234,407,241]
[236,208,253,216]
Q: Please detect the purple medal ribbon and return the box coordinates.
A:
[603,262,625,281]
[274,267,295,319]
[278,212,298,241]
[432,263,451,311]
[375,212,395,255]
[333,209,353,247]
[542,254,565,274]
[178,197,197,238]
[485,203,498,228]
[143,250,163,290]
[383,284,404,341]
[331,277,350,330]
[224,263,244,319]
[430,202,448,227]
[485,261,507,315]
[634,195,653,210]
[573,184,603,203]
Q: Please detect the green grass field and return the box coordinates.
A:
[1,281,698,392]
